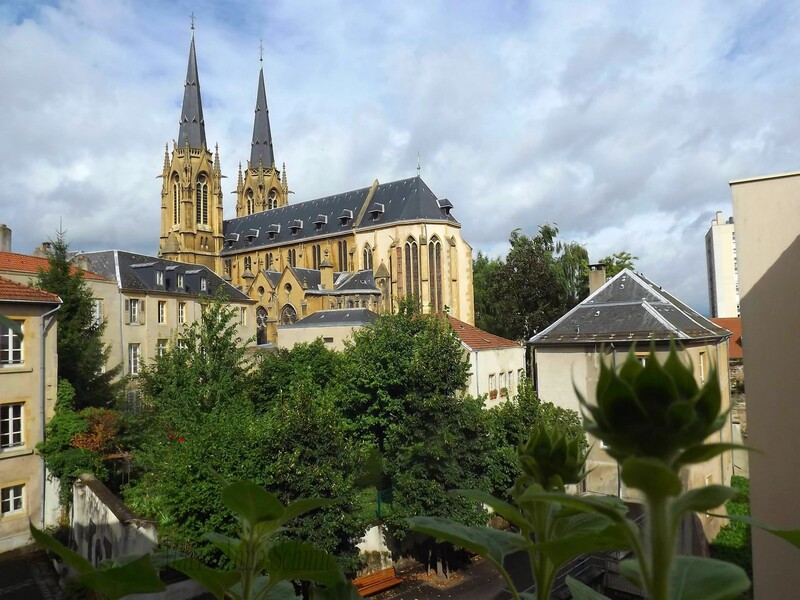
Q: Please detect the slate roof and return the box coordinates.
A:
[283,308,378,328]
[250,67,275,168]
[178,35,206,149]
[0,276,61,304]
[221,176,458,254]
[528,269,730,346]
[711,317,742,360]
[0,251,108,281]
[447,315,522,350]
[75,250,252,302]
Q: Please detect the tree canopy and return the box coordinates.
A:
[600,250,638,277]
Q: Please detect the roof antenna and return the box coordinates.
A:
[259,39,264,64]
[190,12,195,35]
[417,152,421,177]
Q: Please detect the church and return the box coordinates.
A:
[157,32,475,344]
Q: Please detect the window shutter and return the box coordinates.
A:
[139,300,146,325]
[124,299,130,324]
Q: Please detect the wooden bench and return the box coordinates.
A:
[352,566,403,597]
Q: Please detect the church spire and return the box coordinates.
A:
[250,62,275,168]
[178,31,207,149]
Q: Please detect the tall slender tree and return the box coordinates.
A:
[36,231,120,408]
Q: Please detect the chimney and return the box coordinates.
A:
[588,263,607,294]
[0,224,10,252]
[320,249,334,290]
[34,241,52,257]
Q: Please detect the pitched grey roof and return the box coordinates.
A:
[221,176,458,254]
[250,67,275,168]
[528,269,729,346]
[331,270,381,295]
[178,36,206,149]
[76,250,252,302]
[283,308,378,328]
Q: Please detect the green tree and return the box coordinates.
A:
[473,251,502,334]
[600,250,638,277]
[35,231,120,408]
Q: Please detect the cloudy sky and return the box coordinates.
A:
[2,0,799,313]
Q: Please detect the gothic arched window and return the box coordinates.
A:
[312,244,321,269]
[338,240,348,271]
[268,188,278,210]
[256,306,268,344]
[246,189,254,215]
[363,244,373,270]
[428,236,443,313]
[172,174,180,225]
[287,248,297,267]
[281,304,298,325]
[196,174,209,225]
[404,237,419,300]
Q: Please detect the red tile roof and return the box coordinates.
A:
[711,317,743,360]
[0,251,108,281]
[0,276,61,304]
[447,315,522,350]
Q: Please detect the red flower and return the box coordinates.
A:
[168,433,175,440]
[178,437,185,443]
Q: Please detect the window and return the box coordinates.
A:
[1,404,23,450]
[244,257,252,272]
[0,320,23,365]
[91,299,103,327]
[1,485,23,515]
[312,245,322,270]
[129,299,140,324]
[281,304,298,325]
[223,259,231,277]
[177,274,185,289]
[508,370,514,391]
[338,240,348,271]
[156,270,164,286]
[178,302,186,324]
[128,344,141,376]
[157,301,167,324]
[363,244,373,270]
[287,248,296,268]
[156,339,168,358]
[200,277,208,292]
[246,189,254,215]
[489,373,496,391]
[196,174,209,225]
[404,237,420,300]
[268,188,278,210]
[177,339,188,351]
[323,337,334,344]
[518,369,524,383]
[240,307,247,326]
[499,372,506,389]
[699,352,706,383]
[172,174,180,225]
[428,236,443,312]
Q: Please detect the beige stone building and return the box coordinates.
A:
[157,34,475,344]
[528,268,734,539]
[0,277,60,552]
[730,170,800,599]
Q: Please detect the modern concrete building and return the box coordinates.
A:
[0,277,61,551]
[446,315,526,406]
[705,211,739,318]
[730,171,800,599]
[528,269,734,539]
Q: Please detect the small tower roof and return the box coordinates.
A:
[250,66,275,168]
[178,35,207,149]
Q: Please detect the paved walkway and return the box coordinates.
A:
[0,546,63,600]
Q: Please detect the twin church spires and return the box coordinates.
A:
[159,29,288,270]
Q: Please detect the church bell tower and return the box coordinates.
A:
[159,28,224,272]
[235,56,288,217]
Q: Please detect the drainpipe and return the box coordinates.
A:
[474,349,479,398]
[40,303,61,528]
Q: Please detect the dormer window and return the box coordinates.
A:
[267,224,280,240]
[225,233,240,248]
[155,270,164,286]
[437,198,453,216]
[200,277,208,292]
[314,214,328,230]
[339,209,353,225]
[369,203,385,220]
[289,219,303,234]
[245,228,259,243]
[177,274,185,289]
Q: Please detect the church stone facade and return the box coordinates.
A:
[158,33,474,344]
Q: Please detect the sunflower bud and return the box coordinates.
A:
[579,345,725,468]
[513,424,587,494]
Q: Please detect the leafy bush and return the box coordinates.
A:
[711,476,752,579]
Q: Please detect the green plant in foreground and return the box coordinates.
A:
[411,347,763,600]
[32,480,361,600]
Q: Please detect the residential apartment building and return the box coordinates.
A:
[529,269,733,539]
[730,170,800,599]
[705,211,739,317]
[0,277,60,552]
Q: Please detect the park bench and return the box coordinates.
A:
[352,566,403,597]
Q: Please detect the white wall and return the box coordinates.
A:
[466,346,526,406]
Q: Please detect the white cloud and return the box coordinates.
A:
[1,0,798,314]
